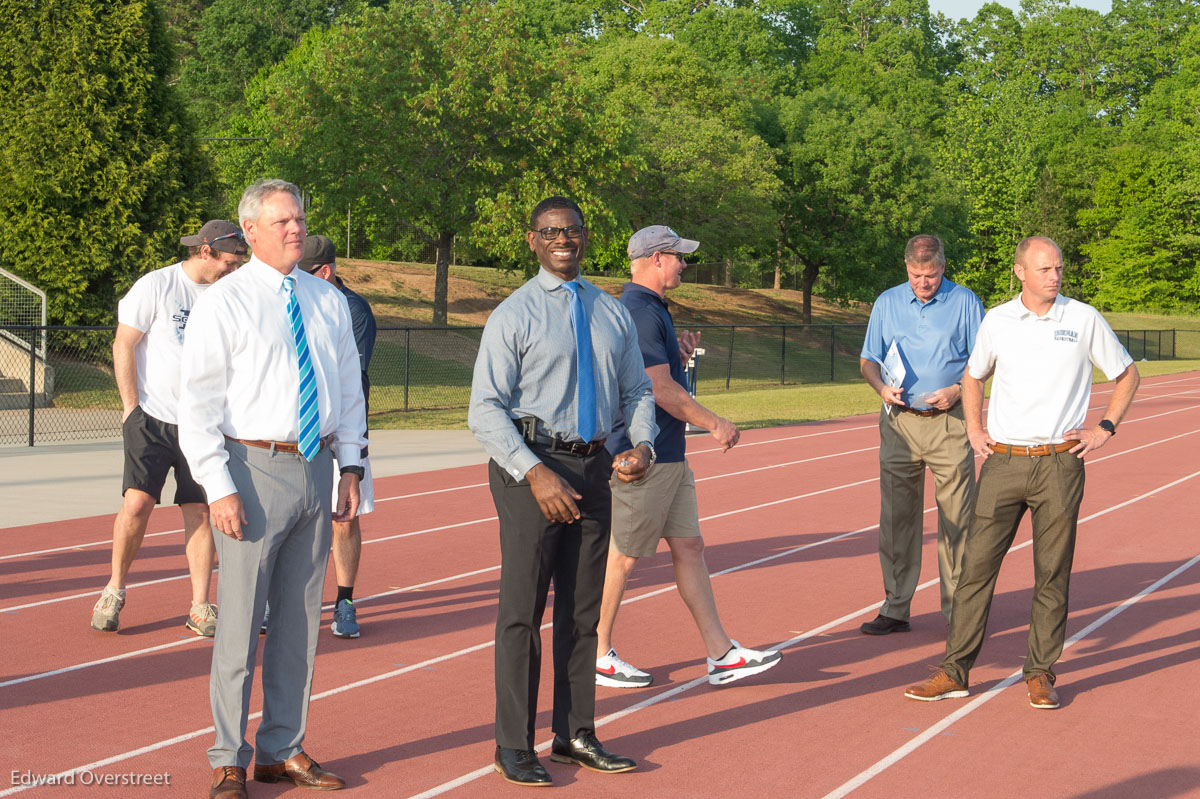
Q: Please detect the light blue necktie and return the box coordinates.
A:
[562,281,596,442]
[284,275,320,461]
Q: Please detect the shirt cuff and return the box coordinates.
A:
[199,470,237,504]
[507,449,543,482]
[334,443,362,469]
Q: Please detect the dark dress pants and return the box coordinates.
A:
[489,446,612,750]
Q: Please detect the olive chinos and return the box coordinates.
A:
[940,448,1086,687]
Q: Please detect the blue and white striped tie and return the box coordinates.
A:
[284,275,320,461]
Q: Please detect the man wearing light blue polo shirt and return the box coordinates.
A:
[858,235,985,635]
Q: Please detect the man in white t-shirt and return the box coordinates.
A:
[905,236,1139,710]
[90,220,245,636]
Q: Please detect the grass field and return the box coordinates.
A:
[28,263,1200,426]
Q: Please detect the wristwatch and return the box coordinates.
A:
[1098,419,1116,437]
[635,440,657,468]
[339,465,366,480]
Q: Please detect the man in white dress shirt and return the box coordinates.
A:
[179,179,366,799]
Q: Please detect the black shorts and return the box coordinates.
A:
[121,406,207,505]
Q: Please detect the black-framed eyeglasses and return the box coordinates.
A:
[530,225,586,241]
[662,251,689,264]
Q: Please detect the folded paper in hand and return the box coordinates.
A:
[880,340,905,415]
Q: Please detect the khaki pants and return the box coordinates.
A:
[877,405,974,622]
[941,448,1086,686]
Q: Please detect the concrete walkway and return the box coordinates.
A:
[0,430,489,528]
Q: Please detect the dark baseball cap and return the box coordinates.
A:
[297,235,336,273]
[627,225,699,261]
[179,220,247,255]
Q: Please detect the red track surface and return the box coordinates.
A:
[2,372,1199,797]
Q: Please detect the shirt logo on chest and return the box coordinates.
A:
[1054,328,1078,343]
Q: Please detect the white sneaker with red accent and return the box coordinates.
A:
[595,648,653,688]
[707,641,782,686]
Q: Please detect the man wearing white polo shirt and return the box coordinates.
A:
[905,236,1139,710]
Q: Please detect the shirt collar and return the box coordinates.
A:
[535,267,592,293]
[245,254,298,293]
[1015,293,1068,321]
[908,277,952,305]
[622,281,667,308]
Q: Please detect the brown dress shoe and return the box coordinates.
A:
[904,667,969,701]
[1026,673,1060,709]
[253,752,345,790]
[210,766,247,799]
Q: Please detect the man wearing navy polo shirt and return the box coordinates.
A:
[594,225,782,690]
[859,235,985,635]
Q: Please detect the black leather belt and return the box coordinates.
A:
[514,418,606,457]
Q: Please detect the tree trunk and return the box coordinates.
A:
[800,260,819,324]
[433,230,453,325]
[724,258,734,288]
[774,238,783,291]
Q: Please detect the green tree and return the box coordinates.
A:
[0,0,215,324]
[1079,22,1200,310]
[578,35,783,271]
[253,0,627,324]
[179,0,375,126]
[778,87,963,322]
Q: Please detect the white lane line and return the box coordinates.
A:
[7,467,1194,798]
[6,420,1199,618]
[408,470,1200,798]
[6,376,1194,562]
[0,527,186,563]
[373,482,487,503]
[0,638,206,689]
[823,539,1200,794]
[21,426,1199,689]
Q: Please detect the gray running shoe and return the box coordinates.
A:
[90,587,126,632]
[185,602,218,637]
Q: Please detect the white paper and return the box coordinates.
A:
[880,340,905,415]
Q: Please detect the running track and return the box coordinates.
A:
[2,372,1199,797]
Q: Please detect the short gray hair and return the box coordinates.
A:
[238,179,302,225]
[905,234,945,267]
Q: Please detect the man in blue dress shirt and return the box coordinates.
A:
[469,196,657,786]
[858,235,984,635]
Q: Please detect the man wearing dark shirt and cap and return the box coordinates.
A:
[595,225,782,691]
[297,234,376,639]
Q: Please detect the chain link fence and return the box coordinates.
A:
[2,325,1195,445]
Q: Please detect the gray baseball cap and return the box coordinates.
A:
[297,235,337,272]
[627,225,699,261]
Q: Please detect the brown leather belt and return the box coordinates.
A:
[897,405,948,418]
[991,441,1078,457]
[225,435,332,455]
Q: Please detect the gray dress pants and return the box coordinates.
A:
[207,440,333,769]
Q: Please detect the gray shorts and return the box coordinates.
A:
[609,460,700,558]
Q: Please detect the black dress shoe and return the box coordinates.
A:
[494,746,551,786]
[860,614,911,635]
[549,731,636,773]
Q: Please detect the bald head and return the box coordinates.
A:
[1015,236,1061,266]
